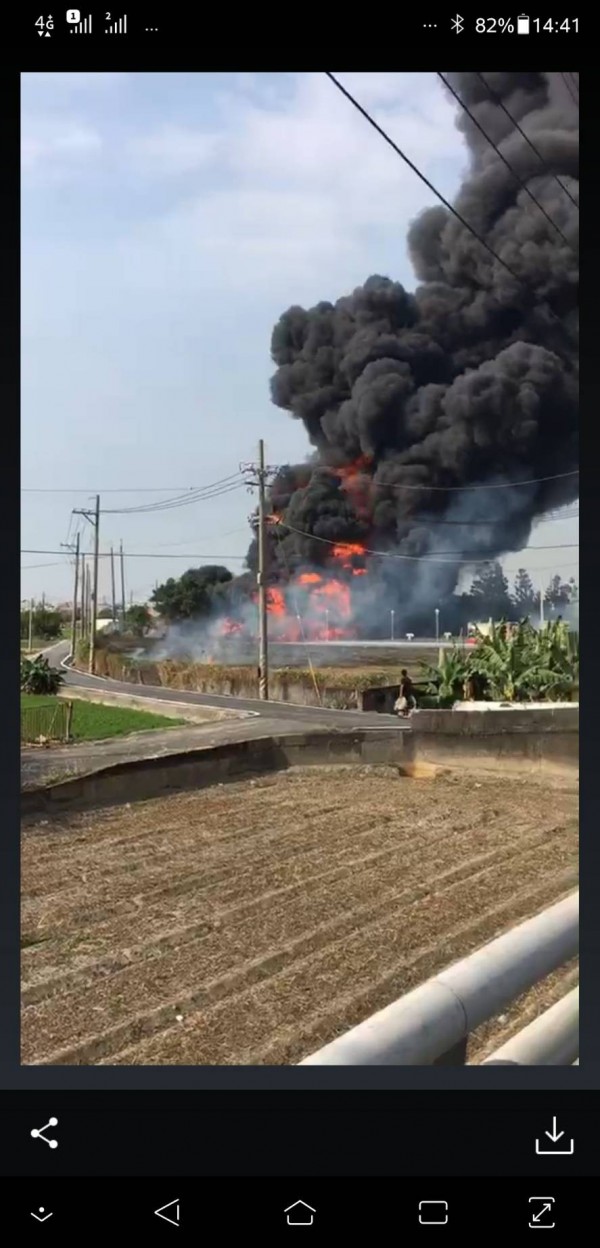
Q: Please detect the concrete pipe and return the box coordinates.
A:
[299,891,578,1066]
[480,987,578,1065]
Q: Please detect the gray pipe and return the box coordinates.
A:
[481,987,578,1065]
[299,891,578,1065]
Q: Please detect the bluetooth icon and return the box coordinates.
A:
[451,13,464,33]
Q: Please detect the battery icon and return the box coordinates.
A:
[517,14,530,33]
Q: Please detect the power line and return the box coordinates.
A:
[325,71,523,285]
[437,72,574,250]
[271,521,577,564]
[98,476,245,515]
[332,469,578,493]
[474,72,579,211]
[21,560,69,570]
[23,469,579,502]
[21,548,248,559]
[325,71,578,346]
[560,72,579,108]
[22,471,244,496]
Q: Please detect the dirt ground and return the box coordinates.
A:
[21,766,578,1066]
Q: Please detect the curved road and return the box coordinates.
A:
[49,642,403,730]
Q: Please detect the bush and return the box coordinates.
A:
[20,655,64,695]
[420,619,578,705]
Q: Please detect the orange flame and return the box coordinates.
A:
[218,617,244,636]
[267,586,286,615]
[332,455,372,520]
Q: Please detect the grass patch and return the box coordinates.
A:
[21,695,185,741]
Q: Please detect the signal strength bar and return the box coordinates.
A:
[106,14,127,34]
[70,14,92,33]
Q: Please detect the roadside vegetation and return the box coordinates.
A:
[21,694,185,742]
[21,654,65,696]
[421,619,579,707]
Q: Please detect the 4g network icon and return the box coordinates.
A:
[34,14,54,36]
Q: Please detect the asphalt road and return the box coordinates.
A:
[48,642,402,730]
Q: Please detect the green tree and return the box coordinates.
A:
[544,574,577,609]
[125,604,152,636]
[511,568,538,617]
[20,606,62,642]
[468,561,513,621]
[151,565,233,622]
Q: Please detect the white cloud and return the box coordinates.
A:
[104,72,468,298]
[127,125,221,175]
[21,118,102,174]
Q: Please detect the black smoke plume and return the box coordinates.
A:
[248,72,578,624]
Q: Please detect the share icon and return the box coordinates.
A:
[31,1117,59,1149]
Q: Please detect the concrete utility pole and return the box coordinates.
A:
[240,440,276,700]
[28,597,34,652]
[119,540,126,628]
[61,534,81,656]
[540,587,545,628]
[80,554,86,639]
[85,562,91,640]
[110,546,117,625]
[73,496,100,673]
[257,440,270,699]
[70,532,80,655]
[90,495,100,673]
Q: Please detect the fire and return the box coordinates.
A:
[218,617,244,636]
[331,455,372,520]
[331,541,367,576]
[266,586,286,615]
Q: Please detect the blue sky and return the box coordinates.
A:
[21,71,578,606]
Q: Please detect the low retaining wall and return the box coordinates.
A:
[409,706,578,776]
[21,728,409,816]
[58,686,250,723]
[21,707,578,816]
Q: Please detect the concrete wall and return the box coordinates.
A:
[22,707,578,817]
[21,728,409,816]
[408,706,579,776]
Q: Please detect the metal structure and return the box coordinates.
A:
[21,700,73,744]
[299,892,578,1066]
[482,987,578,1065]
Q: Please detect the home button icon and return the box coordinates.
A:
[285,1200,316,1227]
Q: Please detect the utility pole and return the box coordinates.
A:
[73,495,100,673]
[540,587,545,629]
[120,540,126,627]
[61,534,80,657]
[28,597,34,651]
[90,494,100,674]
[110,546,117,625]
[80,554,86,639]
[70,533,80,656]
[85,562,91,640]
[257,439,269,699]
[241,442,276,699]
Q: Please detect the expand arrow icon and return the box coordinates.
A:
[532,1202,553,1223]
[155,1198,180,1227]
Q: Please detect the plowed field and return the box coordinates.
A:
[21,767,578,1065]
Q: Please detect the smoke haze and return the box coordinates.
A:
[253,72,578,620]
